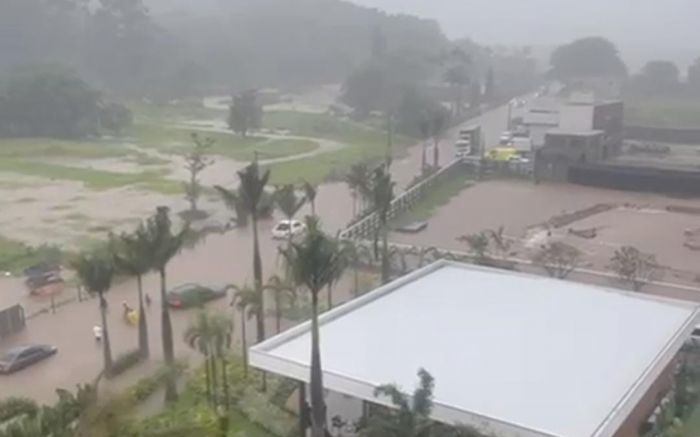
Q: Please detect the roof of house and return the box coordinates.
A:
[250,261,700,437]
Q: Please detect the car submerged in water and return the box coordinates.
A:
[0,344,57,374]
[165,283,232,309]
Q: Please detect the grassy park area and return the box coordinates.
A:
[625,96,700,128]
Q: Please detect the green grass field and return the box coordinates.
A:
[0,137,126,160]
[0,159,180,193]
[262,111,409,184]
[625,97,700,128]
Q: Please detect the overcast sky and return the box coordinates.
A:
[350,0,698,69]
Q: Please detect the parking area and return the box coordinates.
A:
[391,179,700,286]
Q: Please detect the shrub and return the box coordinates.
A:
[239,386,296,437]
[0,397,39,423]
[128,363,185,402]
[107,349,143,378]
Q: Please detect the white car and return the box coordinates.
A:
[272,220,306,239]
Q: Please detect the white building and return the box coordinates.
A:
[251,261,700,437]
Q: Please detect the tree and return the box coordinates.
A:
[550,37,627,80]
[226,161,270,343]
[281,217,348,437]
[111,223,153,358]
[0,67,100,138]
[688,58,700,94]
[345,163,372,217]
[184,312,232,409]
[301,180,318,216]
[531,242,582,279]
[429,108,449,169]
[361,369,486,437]
[71,251,115,375]
[231,284,260,378]
[368,166,395,284]
[99,103,132,136]
[484,67,495,101]
[608,246,661,292]
[183,133,214,216]
[184,312,217,404]
[486,227,512,260]
[637,61,680,94]
[215,185,274,227]
[263,275,295,334]
[273,184,306,240]
[147,206,188,403]
[457,232,490,264]
[228,90,262,137]
[442,48,471,116]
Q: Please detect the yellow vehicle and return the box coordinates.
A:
[487,147,519,161]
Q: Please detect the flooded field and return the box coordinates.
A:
[391,179,700,286]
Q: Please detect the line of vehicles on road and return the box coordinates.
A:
[454,125,531,164]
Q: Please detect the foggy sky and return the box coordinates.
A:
[350,0,698,69]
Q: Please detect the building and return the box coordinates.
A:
[251,261,700,437]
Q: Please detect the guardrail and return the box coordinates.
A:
[339,159,464,240]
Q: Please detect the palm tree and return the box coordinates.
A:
[361,369,484,437]
[111,223,153,358]
[361,368,435,437]
[208,314,233,411]
[217,161,270,343]
[263,274,295,333]
[368,166,395,284]
[147,206,188,403]
[430,110,449,169]
[301,180,318,216]
[184,312,216,404]
[345,163,371,218]
[418,115,431,173]
[231,284,260,378]
[274,184,307,249]
[281,216,348,437]
[72,251,115,375]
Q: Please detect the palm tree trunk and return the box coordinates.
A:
[275,292,282,334]
[326,283,333,309]
[210,354,219,403]
[137,275,149,358]
[160,268,178,403]
[351,191,357,218]
[222,356,230,410]
[421,143,427,173]
[204,354,212,404]
[433,138,440,168]
[381,224,390,284]
[353,265,359,296]
[99,293,113,375]
[251,214,265,343]
[309,290,326,437]
[240,309,248,378]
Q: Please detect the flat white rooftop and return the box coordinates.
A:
[251,261,700,437]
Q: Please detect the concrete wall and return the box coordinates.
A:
[568,163,700,195]
[625,125,700,145]
[613,360,676,437]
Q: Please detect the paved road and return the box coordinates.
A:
[0,101,516,403]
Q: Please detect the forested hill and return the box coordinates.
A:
[147,0,449,89]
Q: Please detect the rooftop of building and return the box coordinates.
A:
[250,261,700,437]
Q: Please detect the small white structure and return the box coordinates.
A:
[251,261,700,437]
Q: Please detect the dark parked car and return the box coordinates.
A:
[166,284,231,309]
[0,344,57,374]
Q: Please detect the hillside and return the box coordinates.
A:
[147,0,448,90]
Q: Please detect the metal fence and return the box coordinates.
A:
[339,159,464,240]
[0,305,26,340]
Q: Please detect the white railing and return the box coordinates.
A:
[339,159,464,240]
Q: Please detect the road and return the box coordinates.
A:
[0,100,514,403]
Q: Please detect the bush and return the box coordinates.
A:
[0,397,39,423]
[108,349,143,378]
[128,364,185,402]
[239,386,297,437]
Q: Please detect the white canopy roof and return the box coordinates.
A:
[251,261,700,437]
